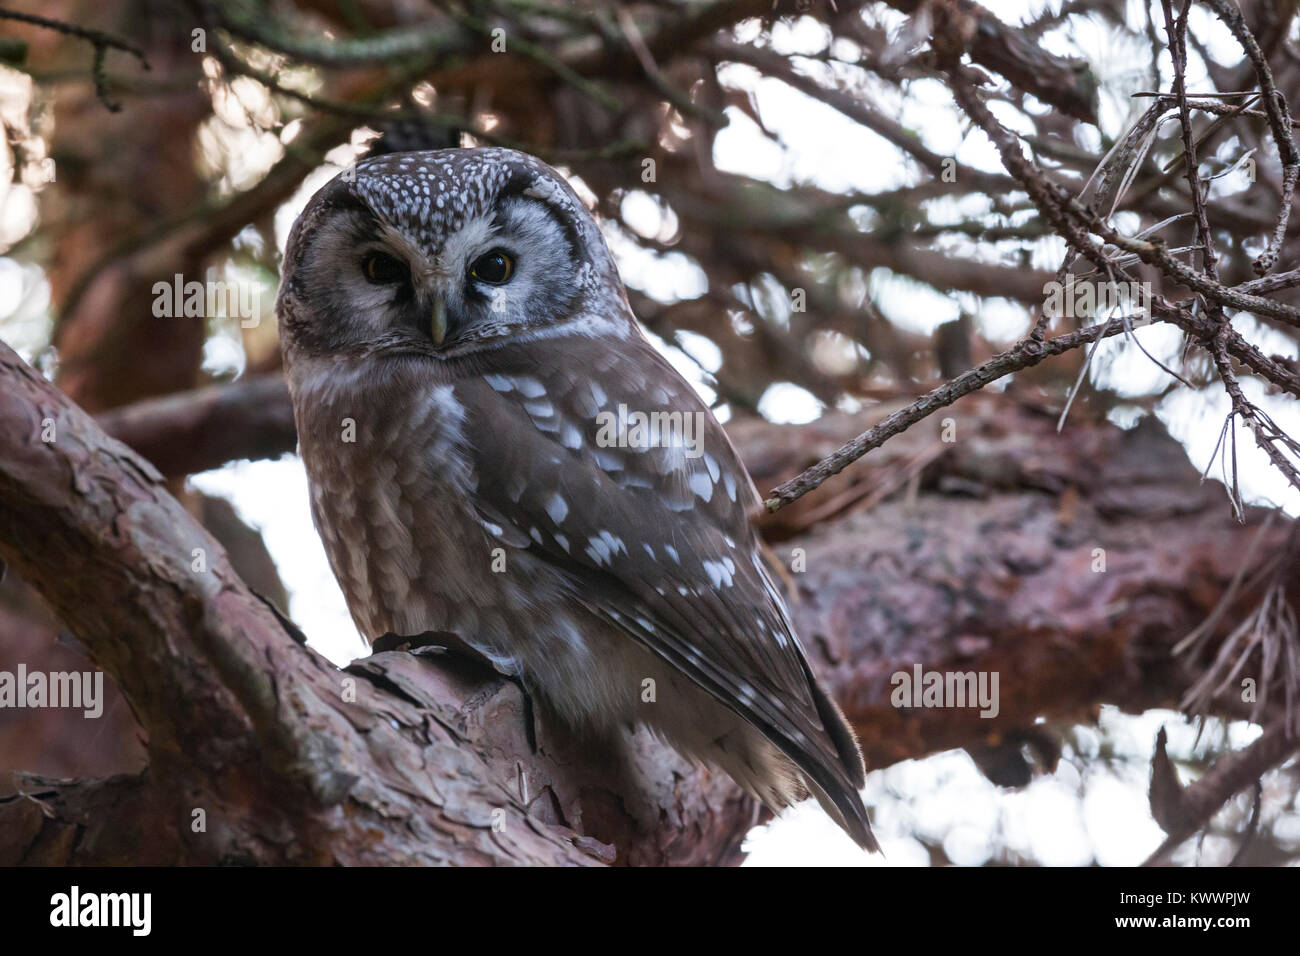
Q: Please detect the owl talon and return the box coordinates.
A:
[373,632,535,749]
[506,676,539,755]
[373,629,482,660]
[372,630,450,654]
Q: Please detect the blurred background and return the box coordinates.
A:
[1,0,1298,865]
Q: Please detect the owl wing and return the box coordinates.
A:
[451,333,874,849]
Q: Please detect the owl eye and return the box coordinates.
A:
[361,252,407,284]
[469,249,515,285]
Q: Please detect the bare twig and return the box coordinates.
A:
[0,6,150,110]
[765,315,1137,510]
[1200,0,1300,276]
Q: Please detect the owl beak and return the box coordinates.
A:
[429,297,449,346]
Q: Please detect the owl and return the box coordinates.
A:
[276,147,877,852]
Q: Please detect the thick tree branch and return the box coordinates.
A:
[8,347,1298,861]
[0,342,752,865]
[737,398,1297,774]
[96,374,295,478]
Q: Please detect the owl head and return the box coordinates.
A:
[277,147,635,359]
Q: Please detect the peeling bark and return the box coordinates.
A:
[1,347,1293,864]
[0,342,746,865]
[735,397,1292,774]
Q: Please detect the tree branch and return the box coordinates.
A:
[0,341,752,865]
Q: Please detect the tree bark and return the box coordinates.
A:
[0,342,748,865]
[1,344,1292,863]
[734,396,1291,775]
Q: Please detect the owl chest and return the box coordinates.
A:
[296,377,482,639]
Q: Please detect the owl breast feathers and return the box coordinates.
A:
[277,147,877,852]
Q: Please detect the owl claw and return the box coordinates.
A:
[492,671,539,754]
[511,678,539,755]
[371,631,538,750]
[372,629,465,655]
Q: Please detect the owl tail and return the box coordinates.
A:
[794,668,880,853]
[744,734,878,853]
[804,774,880,853]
